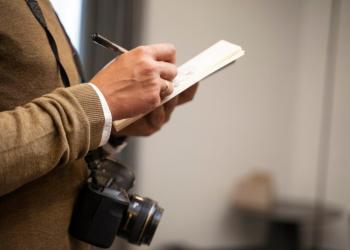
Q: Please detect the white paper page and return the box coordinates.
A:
[113,40,245,131]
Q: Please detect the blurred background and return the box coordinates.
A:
[51,0,350,249]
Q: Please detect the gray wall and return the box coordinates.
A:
[322,0,350,248]
[130,0,350,249]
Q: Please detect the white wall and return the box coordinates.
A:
[50,0,82,51]
[131,0,349,249]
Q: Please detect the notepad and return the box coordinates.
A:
[113,40,245,131]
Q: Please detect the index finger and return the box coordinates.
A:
[148,43,176,63]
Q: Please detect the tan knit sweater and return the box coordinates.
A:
[0,0,104,249]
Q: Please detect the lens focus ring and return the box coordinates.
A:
[117,195,163,245]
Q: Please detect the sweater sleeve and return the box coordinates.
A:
[0,84,104,196]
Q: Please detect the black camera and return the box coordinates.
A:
[69,150,163,248]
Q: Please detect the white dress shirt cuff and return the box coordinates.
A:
[88,83,112,146]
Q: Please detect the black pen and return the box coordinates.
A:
[92,33,128,54]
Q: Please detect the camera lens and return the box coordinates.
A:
[117,195,164,245]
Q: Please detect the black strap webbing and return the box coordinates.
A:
[26,0,71,87]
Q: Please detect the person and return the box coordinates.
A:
[0,0,197,249]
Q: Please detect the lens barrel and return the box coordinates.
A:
[118,195,164,245]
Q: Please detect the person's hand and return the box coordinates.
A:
[91,44,176,120]
[117,83,198,136]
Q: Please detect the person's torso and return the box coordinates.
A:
[0,0,81,109]
[0,0,89,249]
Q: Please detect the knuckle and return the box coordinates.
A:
[151,92,161,106]
[135,45,150,55]
[162,64,177,81]
[168,83,174,93]
[146,92,160,109]
[148,77,160,89]
[171,65,178,78]
[138,59,156,75]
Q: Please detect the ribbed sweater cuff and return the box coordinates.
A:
[68,84,105,150]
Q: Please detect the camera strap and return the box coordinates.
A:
[25,0,85,86]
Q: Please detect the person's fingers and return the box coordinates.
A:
[118,109,165,136]
[119,118,151,136]
[163,97,178,122]
[177,83,199,105]
[157,61,177,81]
[157,61,176,98]
[160,80,174,98]
[164,97,178,112]
[148,106,166,130]
[148,43,176,63]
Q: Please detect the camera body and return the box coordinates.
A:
[69,152,163,248]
